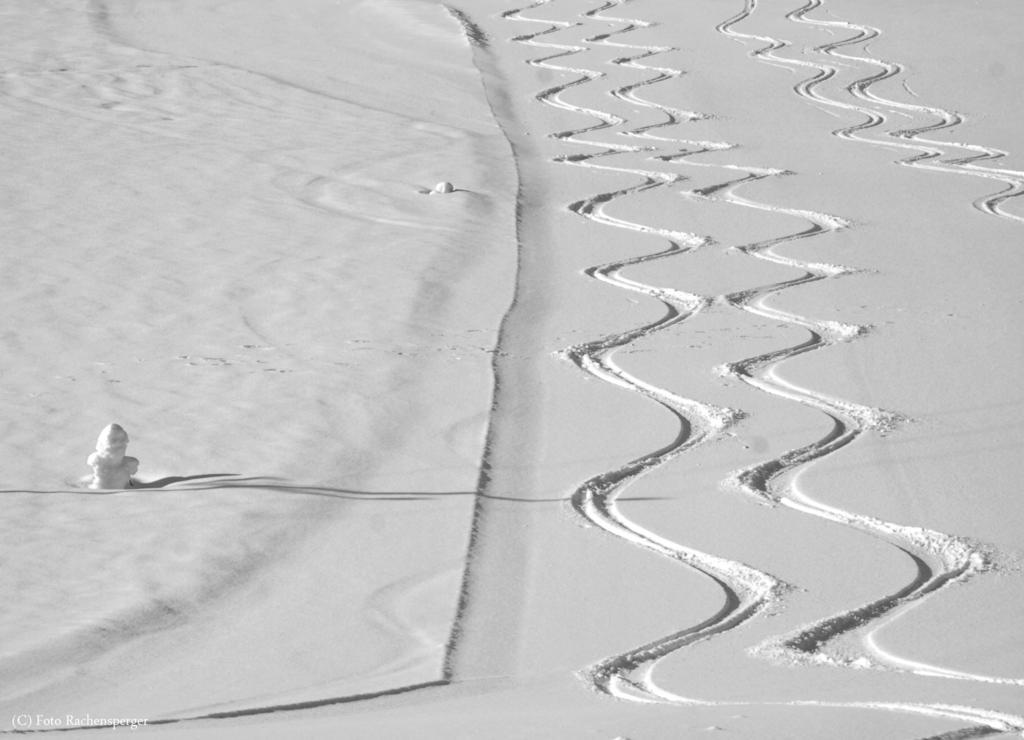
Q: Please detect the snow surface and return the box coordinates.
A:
[2,0,1023,737]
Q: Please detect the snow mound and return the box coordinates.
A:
[86,423,139,490]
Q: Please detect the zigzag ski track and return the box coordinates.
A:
[504,0,1024,735]
[23,1,1018,736]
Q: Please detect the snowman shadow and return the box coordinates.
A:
[131,473,240,489]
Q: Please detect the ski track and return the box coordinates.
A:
[5,1,1022,735]
[504,0,793,704]
[504,0,1024,735]
[722,0,1024,225]
[718,0,1024,689]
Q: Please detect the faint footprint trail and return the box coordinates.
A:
[505,0,790,703]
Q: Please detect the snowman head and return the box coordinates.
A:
[96,423,130,458]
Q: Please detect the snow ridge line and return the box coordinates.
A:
[0,681,452,734]
[0,7,521,729]
[504,0,789,702]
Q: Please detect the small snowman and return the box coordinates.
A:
[87,423,139,490]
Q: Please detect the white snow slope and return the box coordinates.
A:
[2,0,1023,738]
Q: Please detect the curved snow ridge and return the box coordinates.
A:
[616,693,1024,737]
[567,180,707,244]
[723,0,1024,224]
[788,701,1024,737]
[270,169,460,231]
[864,617,1024,687]
[583,241,708,311]
[506,0,792,704]
[751,518,996,677]
[592,679,1024,736]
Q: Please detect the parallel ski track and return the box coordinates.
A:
[716,0,1024,690]
[792,0,1024,224]
[15,2,1019,735]
[504,0,791,703]
[721,0,1024,224]
[501,0,1024,734]
[698,0,1024,735]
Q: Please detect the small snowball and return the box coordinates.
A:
[87,423,139,490]
[433,181,454,194]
